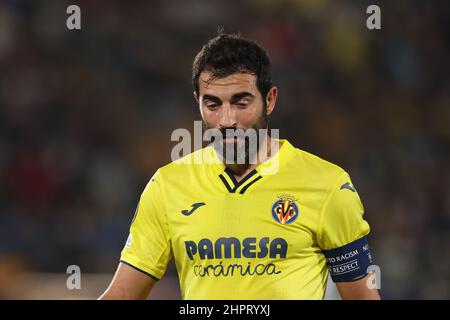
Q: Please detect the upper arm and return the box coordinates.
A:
[121,170,172,280]
[318,172,375,283]
[101,170,172,299]
[317,172,370,249]
[99,262,157,300]
[336,274,381,300]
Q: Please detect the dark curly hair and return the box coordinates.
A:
[192,32,273,100]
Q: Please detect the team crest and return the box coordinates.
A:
[271,194,299,225]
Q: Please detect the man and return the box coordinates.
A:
[100,33,380,300]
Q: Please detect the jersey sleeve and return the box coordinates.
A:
[317,171,373,282]
[120,170,172,280]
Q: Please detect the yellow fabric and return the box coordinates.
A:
[120,139,370,299]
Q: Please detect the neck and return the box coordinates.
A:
[226,134,275,181]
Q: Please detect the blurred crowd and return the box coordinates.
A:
[0,0,449,299]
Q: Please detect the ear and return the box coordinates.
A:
[265,86,278,116]
[194,91,199,103]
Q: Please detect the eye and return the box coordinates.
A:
[206,103,219,110]
[235,102,249,109]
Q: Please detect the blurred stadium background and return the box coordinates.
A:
[0,0,449,299]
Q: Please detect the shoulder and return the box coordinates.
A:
[139,147,212,203]
[150,146,214,183]
[287,145,348,187]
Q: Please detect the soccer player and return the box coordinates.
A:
[99,33,380,300]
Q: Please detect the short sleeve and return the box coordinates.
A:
[120,170,172,280]
[317,172,373,282]
[318,172,369,249]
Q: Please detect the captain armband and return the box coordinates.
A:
[322,236,374,282]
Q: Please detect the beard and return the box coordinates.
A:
[203,109,268,165]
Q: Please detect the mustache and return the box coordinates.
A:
[219,127,246,139]
[202,126,247,141]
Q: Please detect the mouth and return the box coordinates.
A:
[222,136,239,144]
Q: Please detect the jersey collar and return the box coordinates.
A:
[205,139,296,194]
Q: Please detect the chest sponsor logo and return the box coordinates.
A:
[184,237,287,277]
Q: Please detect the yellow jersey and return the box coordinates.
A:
[120,139,373,299]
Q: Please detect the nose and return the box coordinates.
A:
[219,104,237,129]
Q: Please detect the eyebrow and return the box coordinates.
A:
[230,92,255,103]
[202,94,222,104]
[202,92,256,105]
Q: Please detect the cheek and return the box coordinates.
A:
[236,106,263,126]
[201,108,219,126]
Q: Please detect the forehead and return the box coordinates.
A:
[198,71,258,97]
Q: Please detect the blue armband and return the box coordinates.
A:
[322,236,373,282]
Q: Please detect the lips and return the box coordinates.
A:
[223,136,238,143]
[217,128,247,146]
